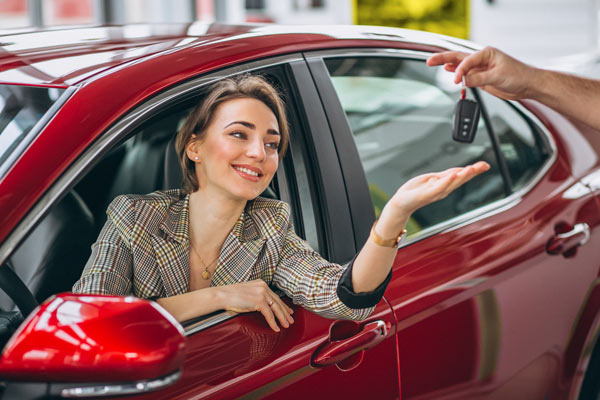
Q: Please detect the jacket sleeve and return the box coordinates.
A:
[72,196,134,296]
[271,203,385,321]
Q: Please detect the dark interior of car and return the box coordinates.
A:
[0,80,286,346]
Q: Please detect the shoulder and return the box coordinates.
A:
[106,189,181,228]
[246,197,292,237]
[108,190,180,212]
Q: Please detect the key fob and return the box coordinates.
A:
[452,98,480,143]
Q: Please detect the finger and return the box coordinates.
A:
[275,298,295,322]
[454,50,492,84]
[258,304,280,332]
[270,300,292,328]
[426,51,468,67]
[444,63,458,72]
[472,161,491,172]
[463,69,497,89]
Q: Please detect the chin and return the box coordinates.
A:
[228,187,267,202]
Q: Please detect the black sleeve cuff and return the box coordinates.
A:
[336,254,392,309]
[146,296,160,302]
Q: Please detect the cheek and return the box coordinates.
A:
[264,156,279,176]
[201,141,241,165]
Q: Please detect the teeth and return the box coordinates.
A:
[234,166,259,177]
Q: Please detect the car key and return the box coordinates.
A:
[452,83,480,143]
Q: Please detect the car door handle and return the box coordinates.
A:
[311,320,389,367]
[546,223,591,255]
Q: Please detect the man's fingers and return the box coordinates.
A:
[454,50,492,84]
[444,64,459,72]
[463,69,497,89]
[426,51,468,67]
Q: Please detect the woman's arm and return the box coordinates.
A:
[351,162,490,293]
[156,280,294,332]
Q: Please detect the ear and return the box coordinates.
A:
[185,134,201,163]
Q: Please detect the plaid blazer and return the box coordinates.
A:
[73,190,375,320]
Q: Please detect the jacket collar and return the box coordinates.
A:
[159,191,190,244]
[159,190,262,244]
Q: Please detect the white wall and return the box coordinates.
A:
[262,0,352,25]
[470,0,598,64]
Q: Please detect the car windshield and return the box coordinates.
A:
[0,84,65,174]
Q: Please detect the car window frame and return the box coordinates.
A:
[0,53,355,336]
[304,47,558,249]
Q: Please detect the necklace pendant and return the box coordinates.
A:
[202,269,211,280]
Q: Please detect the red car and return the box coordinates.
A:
[0,23,598,400]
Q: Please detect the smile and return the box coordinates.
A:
[232,164,263,181]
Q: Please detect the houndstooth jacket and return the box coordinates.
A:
[73,190,378,320]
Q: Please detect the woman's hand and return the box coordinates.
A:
[215,279,294,332]
[384,161,491,219]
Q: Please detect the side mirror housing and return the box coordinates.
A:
[0,293,186,397]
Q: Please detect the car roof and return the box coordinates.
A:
[0,22,478,87]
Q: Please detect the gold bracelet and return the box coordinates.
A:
[370,220,407,248]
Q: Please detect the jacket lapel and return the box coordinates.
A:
[150,193,190,296]
[211,206,266,287]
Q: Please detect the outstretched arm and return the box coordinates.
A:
[427,47,600,131]
[351,162,490,293]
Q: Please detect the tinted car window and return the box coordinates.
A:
[0,85,64,172]
[478,92,550,191]
[324,57,505,237]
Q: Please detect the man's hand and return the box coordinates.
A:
[427,46,538,101]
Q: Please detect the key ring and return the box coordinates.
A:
[460,76,467,100]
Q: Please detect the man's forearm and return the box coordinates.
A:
[529,68,600,131]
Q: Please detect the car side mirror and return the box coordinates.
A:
[0,293,186,398]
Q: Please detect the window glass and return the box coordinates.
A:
[324,57,505,237]
[0,84,65,176]
[478,92,549,191]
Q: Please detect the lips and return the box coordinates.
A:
[232,164,263,182]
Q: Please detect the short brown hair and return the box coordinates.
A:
[175,75,289,195]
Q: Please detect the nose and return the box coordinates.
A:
[246,137,265,161]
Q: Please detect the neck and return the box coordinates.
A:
[187,187,247,250]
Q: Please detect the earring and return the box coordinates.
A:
[194,156,199,161]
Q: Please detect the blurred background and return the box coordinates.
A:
[0,0,598,74]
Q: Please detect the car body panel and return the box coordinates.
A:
[0,23,599,400]
[380,112,600,399]
[133,302,398,400]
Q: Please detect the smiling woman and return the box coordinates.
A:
[72,74,488,331]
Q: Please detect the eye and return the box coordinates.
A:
[230,131,247,139]
[266,141,280,150]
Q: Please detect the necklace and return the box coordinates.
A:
[190,243,220,280]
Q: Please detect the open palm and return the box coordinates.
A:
[388,161,490,216]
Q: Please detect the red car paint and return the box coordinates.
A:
[0,23,598,400]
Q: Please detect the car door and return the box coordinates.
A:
[0,57,400,400]
[133,59,400,400]
[306,48,600,399]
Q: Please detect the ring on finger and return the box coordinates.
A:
[267,298,274,306]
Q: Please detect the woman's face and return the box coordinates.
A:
[187,97,281,201]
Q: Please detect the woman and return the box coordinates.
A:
[73,75,489,332]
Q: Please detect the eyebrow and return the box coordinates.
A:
[225,121,280,136]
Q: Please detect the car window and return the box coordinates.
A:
[0,84,65,176]
[323,57,505,237]
[478,91,550,191]
[0,67,318,318]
